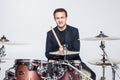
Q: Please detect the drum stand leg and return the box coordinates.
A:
[112,67,115,80]
[100,65,106,80]
[99,40,120,80]
[100,55,106,80]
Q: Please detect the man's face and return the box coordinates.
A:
[54,12,67,28]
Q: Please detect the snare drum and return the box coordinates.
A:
[15,59,46,80]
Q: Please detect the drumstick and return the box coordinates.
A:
[51,26,62,47]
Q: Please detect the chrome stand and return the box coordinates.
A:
[99,40,120,80]
[0,45,6,70]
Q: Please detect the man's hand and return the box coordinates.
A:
[58,46,64,55]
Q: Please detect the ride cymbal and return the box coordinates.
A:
[81,31,120,41]
[88,58,120,66]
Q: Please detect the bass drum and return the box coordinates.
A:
[15,59,46,80]
[60,60,91,80]
[59,60,82,80]
[81,69,91,80]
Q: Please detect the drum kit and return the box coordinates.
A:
[0,35,91,80]
[0,31,120,80]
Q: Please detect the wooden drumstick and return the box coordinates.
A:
[51,26,62,47]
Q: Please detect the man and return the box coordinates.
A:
[45,8,96,80]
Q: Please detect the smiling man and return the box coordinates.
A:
[45,8,96,80]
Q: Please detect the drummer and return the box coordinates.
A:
[45,8,96,80]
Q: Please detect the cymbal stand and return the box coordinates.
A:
[0,45,6,70]
[99,41,120,80]
[0,35,8,63]
[63,44,68,60]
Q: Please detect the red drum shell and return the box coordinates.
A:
[15,59,46,80]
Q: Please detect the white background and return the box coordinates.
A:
[0,0,120,80]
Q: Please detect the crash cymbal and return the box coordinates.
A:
[88,58,120,66]
[0,41,31,45]
[50,50,79,55]
[81,31,120,41]
[0,35,30,45]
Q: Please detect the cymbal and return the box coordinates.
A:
[50,50,79,55]
[0,35,30,45]
[0,41,31,45]
[81,37,120,41]
[88,58,120,66]
[81,31,120,41]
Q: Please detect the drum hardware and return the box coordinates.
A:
[0,44,6,70]
[37,61,65,80]
[4,66,16,80]
[99,40,120,80]
[68,74,72,80]
[85,31,120,80]
[0,45,6,61]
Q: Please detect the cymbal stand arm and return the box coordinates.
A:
[0,45,6,61]
[100,41,120,80]
[63,44,67,60]
[0,45,6,71]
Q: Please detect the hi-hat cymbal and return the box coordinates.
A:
[88,58,120,66]
[50,50,79,56]
[81,31,120,41]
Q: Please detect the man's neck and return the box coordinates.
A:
[58,25,67,31]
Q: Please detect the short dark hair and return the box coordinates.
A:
[53,8,67,18]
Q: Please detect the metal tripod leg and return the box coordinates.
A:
[100,65,106,80]
[112,67,115,80]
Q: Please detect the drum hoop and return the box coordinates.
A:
[62,60,81,64]
[15,59,47,64]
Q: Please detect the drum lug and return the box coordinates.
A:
[18,71,25,75]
